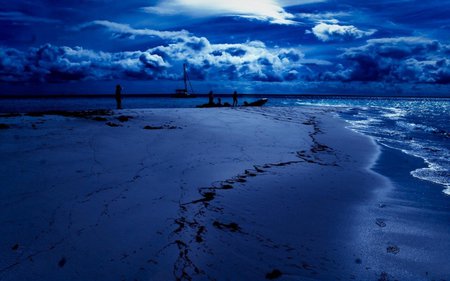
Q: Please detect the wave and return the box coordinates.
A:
[339,103,450,197]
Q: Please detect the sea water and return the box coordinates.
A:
[292,97,450,196]
[1,95,449,195]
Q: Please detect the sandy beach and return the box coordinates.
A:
[1,107,449,281]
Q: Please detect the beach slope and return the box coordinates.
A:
[0,107,447,280]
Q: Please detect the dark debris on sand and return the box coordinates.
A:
[116,115,133,122]
[212,221,241,232]
[106,122,121,127]
[378,271,393,281]
[0,123,10,129]
[195,226,206,243]
[376,218,386,227]
[143,125,179,130]
[58,257,67,268]
[25,109,112,118]
[265,269,283,279]
[386,245,400,254]
[144,125,164,130]
[0,113,21,118]
[92,116,108,122]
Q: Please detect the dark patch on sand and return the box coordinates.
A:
[245,170,257,176]
[301,261,314,270]
[174,218,186,234]
[311,143,330,153]
[195,226,206,243]
[212,221,241,232]
[296,117,339,166]
[26,109,112,118]
[116,115,133,122]
[11,244,19,251]
[0,113,21,118]
[144,124,179,130]
[235,177,247,183]
[92,116,108,122]
[254,165,266,173]
[144,125,164,130]
[265,269,283,279]
[189,191,216,205]
[0,123,10,129]
[106,122,121,127]
[173,240,202,280]
[376,219,386,227]
[386,245,400,254]
[58,257,67,268]
[378,272,391,281]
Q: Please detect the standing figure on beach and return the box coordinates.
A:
[232,91,238,107]
[208,91,214,105]
[115,84,123,109]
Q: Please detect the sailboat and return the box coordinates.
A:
[173,63,196,98]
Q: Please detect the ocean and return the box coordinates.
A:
[293,97,450,196]
[1,95,449,195]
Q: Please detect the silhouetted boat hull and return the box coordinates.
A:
[172,93,197,98]
[243,98,268,107]
[196,103,231,108]
[196,99,268,108]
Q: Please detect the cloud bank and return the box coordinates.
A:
[311,22,376,42]
[0,29,307,83]
[319,37,450,84]
[79,20,190,41]
[142,0,297,25]
[1,20,449,86]
[0,44,172,83]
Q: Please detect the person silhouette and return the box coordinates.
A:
[208,90,214,105]
[115,84,123,109]
[232,91,238,107]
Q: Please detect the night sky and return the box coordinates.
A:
[1,0,450,95]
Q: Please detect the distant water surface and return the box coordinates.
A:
[1,95,449,195]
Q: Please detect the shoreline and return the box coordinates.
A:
[350,143,450,280]
[0,107,448,280]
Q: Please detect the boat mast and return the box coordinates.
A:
[183,63,188,94]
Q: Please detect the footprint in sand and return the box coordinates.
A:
[376,218,386,227]
[386,245,400,254]
[212,221,241,232]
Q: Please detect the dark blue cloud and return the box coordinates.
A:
[317,37,450,84]
[0,44,169,83]
[0,32,308,84]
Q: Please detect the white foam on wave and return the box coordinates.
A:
[342,106,450,197]
[380,140,450,195]
[411,167,450,195]
[381,107,406,119]
[396,120,437,133]
[294,101,348,108]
